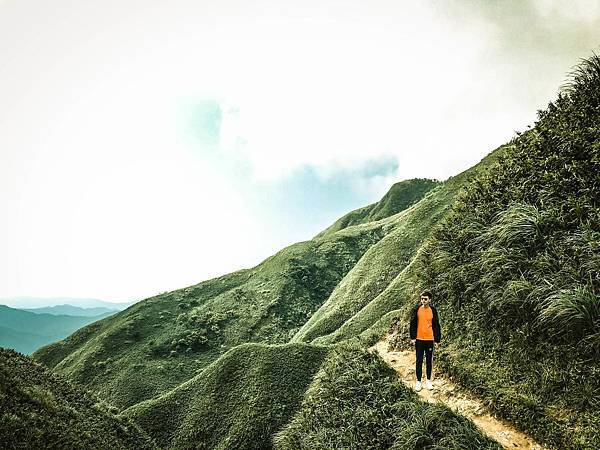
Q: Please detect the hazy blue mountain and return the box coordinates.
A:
[23,304,118,317]
[0,297,136,310]
[0,305,113,354]
[0,326,50,355]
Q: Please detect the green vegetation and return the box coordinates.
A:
[34,270,251,408]
[293,194,438,343]
[288,55,600,448]
[0,348,154,449]
[125,343,329,450]
[33,178,433,409]
[274,344,500,449]
[396,55,600,448]
[297,148,506,346]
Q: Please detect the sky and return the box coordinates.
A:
[2,0,600,303]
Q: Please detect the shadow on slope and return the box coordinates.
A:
[0,348,154,450]
[124,342,329,450]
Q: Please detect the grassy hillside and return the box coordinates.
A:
[383,55,600,448]
[125,343,329,450]
[289,55,600,448]
[33,178,433,409]
[274,343,500,449]
[292,189,442,344]
[0,305,113,354]
[294,148,505,345]
[312,149,507,347]
[0,348,154,449]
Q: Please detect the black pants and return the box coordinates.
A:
[415,339,434,381]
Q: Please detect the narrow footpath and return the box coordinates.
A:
[370,334,547,450]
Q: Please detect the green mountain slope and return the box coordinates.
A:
[30,52,600,450]
[125,343,329,450]
[315,178,440,238]
[400,55,600,449]
[0,305,113,354]
[293,147,505,345]
[0,348,155,449]
[33,178,432,409]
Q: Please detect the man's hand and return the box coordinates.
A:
[410,339,416,346]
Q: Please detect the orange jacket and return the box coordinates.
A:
[409,303,441,343]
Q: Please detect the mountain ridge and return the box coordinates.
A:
[23,304,119,317]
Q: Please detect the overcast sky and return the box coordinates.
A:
[2,0,600,303]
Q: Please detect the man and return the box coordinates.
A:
[409,290,441,392]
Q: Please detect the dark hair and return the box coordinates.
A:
[420,290,433,299]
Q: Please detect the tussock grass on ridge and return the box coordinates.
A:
[274,343,501,450]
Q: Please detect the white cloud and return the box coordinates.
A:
[210,2,495,182]
[2,0,600,300]
[533,0,600,21]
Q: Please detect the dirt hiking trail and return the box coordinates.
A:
[370,334,548,450]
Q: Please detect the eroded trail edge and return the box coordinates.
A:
[370,335,546,450]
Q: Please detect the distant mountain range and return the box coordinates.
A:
[0,296,136,310]
[0,305,114,354]
[23,304,119,317]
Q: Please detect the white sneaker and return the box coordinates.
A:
[426,380,433,390]
[415,381,422,392]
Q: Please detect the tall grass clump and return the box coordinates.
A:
[274,343,500,450]
[538,285,600,350]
